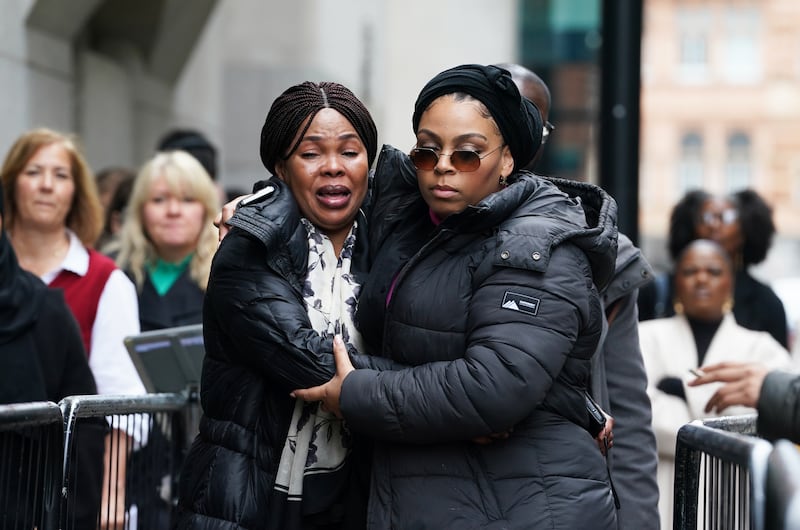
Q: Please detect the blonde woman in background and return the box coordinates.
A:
[116,150,219,332]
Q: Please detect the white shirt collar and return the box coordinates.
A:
[41,229,89,284]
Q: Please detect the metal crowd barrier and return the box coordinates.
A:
[674,414,773,530]
[60,393,196,530]
[0,391,200,530]
[765,440,800,530]
[0,402,63,530]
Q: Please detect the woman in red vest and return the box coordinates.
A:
[1,128,144,395]
[1,128,147,525]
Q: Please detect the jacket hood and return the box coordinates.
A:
[449,172,618,291]
[370,145,618,290]
[543,175,619,290]
[603,233,654,304]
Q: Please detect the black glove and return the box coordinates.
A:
[657,376,687,401]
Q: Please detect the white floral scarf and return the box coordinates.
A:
[273,219,365,503]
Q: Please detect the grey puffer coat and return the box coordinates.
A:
[345,146,620,529]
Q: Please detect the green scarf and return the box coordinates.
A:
[146,254,192,295]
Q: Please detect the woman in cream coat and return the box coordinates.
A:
[639,239,791,529]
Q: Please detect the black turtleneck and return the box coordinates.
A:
[686,315,723,366]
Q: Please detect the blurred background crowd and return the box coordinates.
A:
[3,0,798,343]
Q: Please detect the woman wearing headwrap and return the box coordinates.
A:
[174,81,399,530]
[294,64,620,529]
[0,185,104,528]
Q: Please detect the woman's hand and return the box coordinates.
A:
[596,413,614,456]
[213,194,248,241]
[291,335,354,418]
[687,361,769,413]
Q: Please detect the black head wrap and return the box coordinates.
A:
[0,185,46,344]
[412,64,543,170]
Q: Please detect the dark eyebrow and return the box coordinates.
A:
[300,132,362,143]
[416,129,489,144]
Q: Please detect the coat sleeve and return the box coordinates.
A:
[602,292,661,529]
[340,243,596,443]
[639,321,694,458]
[757,370,800,444]
[205,230,343,391]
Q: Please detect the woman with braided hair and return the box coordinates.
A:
[174,81,395,530]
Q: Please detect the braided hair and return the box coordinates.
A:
[260,82,378,175]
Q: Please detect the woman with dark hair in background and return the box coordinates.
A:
[638,188,788,348]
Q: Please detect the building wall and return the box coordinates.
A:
[1,1,518,193]
[640,0,800,283]
[171,0,517,190]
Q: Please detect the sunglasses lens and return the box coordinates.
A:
[410,149,437,170]
[451,151,480,172]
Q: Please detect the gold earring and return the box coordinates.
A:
[674,301,684,315]
[499,175,508,187]
[722,298,734,313]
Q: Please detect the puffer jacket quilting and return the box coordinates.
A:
[174,177,378,530]
[345,145,620,529]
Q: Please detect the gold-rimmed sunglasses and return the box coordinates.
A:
[409,144,506,172]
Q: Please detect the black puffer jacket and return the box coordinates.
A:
[174,177,388,530]
[344,146,619,529]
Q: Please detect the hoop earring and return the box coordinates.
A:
[674,301,684,315]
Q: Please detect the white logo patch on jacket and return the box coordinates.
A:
[501,291,540,316]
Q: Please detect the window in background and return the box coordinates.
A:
[722,7,761,84]
[518,0,601,183]
[678,132,704,192]
[725,131,751,191]
[677,8,711,83]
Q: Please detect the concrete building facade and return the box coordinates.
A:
[0,0,517,192]
[639,0,800,279]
